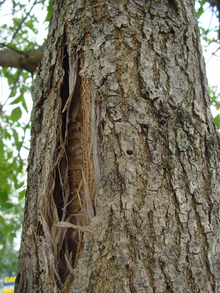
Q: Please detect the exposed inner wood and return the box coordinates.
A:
[51,50,96,286]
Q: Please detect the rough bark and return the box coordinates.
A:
[15,0,220,292]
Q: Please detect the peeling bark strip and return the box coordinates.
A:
[16,1,220,292]
[37,45,98,289]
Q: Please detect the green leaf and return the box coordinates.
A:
[10,96,22,105]
[17,181,24,189]
[214,114,220,129]
[10,107,22,122]
[0,242,5,258]
[3,202,14,209]
[196,6,204,19]
[21,97,28,113]
[0,141,4,161]
[45,0,53,22]
[25,20,38,34]
[0,216,5,226]
[18,189,25,200]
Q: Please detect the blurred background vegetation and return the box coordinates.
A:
[0,0,219,277]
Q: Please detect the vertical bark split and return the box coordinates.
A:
[38,44,99,290]
[15,0,220,292]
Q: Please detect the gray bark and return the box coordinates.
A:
[15,0,220,292]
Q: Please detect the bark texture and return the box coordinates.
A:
[15,0,220,292]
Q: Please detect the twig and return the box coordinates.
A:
[10,0,39,43]
[206,46,220,63]
[17,120,30,159]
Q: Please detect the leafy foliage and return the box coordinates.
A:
[0,0,51,276]
[195,0,220,129]
[209,86,220,128]
[195,1,220,62]
[0,110,26,275]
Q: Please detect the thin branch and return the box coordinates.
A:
[0,0,7,6]
[10,0,39,43]
[206,46,220,63]
[17,121,31,159]
[207,8,214,32]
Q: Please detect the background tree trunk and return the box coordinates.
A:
[15,0,220,292]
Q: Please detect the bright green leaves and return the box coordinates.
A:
[209,86,220,129]
[0,113,26,275]
[45,0,53,22]
[10,107,22,122]
[0,195,24,275]
[0,68,31,277]
[0,0,50,276]
[195,0,219,45]
[18,189,25,200]
[10,95,28,113]
[209,85,220,110]
[214,114,220,129]
[196,0,207,18]
[195,0,220,129]
[25,18,39,35]
[195,0,219,48]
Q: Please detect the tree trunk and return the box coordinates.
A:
[15,0,220,292]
